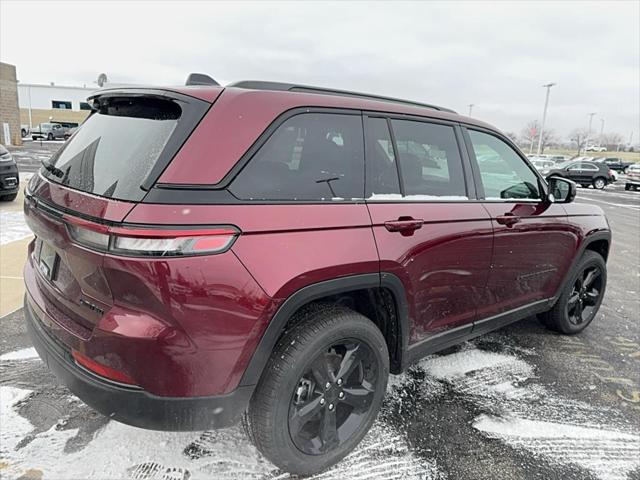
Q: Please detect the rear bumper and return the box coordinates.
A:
[25,295,253,431]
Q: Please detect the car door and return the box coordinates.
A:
[464,128,575,319]
[565,161,589,184]
[365,116,493,345]
[581,161,601,182]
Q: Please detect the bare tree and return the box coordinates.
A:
[539,129,557,154]
[521,120,540,153]
[504,131,519,144]
[569,128,590,155]
[601,132,624,151]
[521,121,556,154]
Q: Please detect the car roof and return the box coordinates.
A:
[95,83,502,185]
[102,83,496,130]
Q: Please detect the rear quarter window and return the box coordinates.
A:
[230,113,365,201]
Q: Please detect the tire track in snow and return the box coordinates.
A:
[0,348,440,480]
[419,345,640,480]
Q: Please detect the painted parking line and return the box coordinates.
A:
[576,196,640,211]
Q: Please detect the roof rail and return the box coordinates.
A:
[227,80,456,113]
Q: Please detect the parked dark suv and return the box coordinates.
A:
[24,79,610,476]
[0,144,19,201]
[542,159,615,189]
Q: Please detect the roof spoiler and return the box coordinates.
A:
[185,73,220,86]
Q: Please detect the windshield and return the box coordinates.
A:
[42,96,180,201]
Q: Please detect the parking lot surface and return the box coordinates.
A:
[1,142,639,480]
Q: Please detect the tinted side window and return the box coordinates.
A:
[468,130,541,200]
[365,117,400,197]
[230,113,364,201]
[391,120,467,199]
[581,162,599,171]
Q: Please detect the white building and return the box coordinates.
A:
[17,80,135,130]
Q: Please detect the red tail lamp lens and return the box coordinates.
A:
[64,215,239,257]
[72,350,137,385]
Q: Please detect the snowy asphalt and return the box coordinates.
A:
[1,142,639,480]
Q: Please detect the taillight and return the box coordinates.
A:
[72,350,137,385]
[65,216,239,257]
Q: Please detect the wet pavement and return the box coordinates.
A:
[1,143,638,479]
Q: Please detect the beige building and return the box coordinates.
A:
[0,62,22,146]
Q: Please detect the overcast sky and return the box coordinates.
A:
[1,1,638,139]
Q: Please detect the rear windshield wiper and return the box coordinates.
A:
[41,159,64,178]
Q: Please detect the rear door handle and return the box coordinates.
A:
[496,213,520,227]
[384,217,424,236]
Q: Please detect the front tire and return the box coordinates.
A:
[593,177,606,189]
[47,133,54,141]
[245,304,389,476]
[539,250,606,334]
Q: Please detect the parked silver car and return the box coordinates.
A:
[31,123,67,141]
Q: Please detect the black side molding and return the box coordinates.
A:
[405,299,551,365]
[239,273,412,386]
[550,230,611,307]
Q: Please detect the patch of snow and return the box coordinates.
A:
[0,347,38,361]
[0,387,35,468]
[0,384,440,480]
[0,211,33,245]
[416,344,640,480]
[423,348,532,380]
[368,193,469,201]
[475,414,640,480]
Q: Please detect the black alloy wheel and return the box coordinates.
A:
[244,305,389,476]
[538,250,607,334]
[566,265,603,326]
[288,339,378,455]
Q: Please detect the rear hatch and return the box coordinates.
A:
[24,89,214,335]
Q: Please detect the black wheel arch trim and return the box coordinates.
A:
[239,272,411,387]
[550,230,611,307]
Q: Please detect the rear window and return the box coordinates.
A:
[43,96,181,201]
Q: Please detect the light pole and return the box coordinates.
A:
[536,83,556,155]
[599,118,605,145]
[467,104,474,116]
[27,84,33,130]
[584,112,597,150]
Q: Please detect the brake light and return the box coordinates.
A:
[72,350,137,385]
[65,216,239,257]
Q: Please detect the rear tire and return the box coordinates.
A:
[539,250,606,334]
[47,133,54,141]
[593,177,606,189]
[245,304,389,476]
[626,184,631,191]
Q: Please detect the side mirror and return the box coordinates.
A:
[547,176,576,204]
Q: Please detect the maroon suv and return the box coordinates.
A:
[24,79,610,475]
